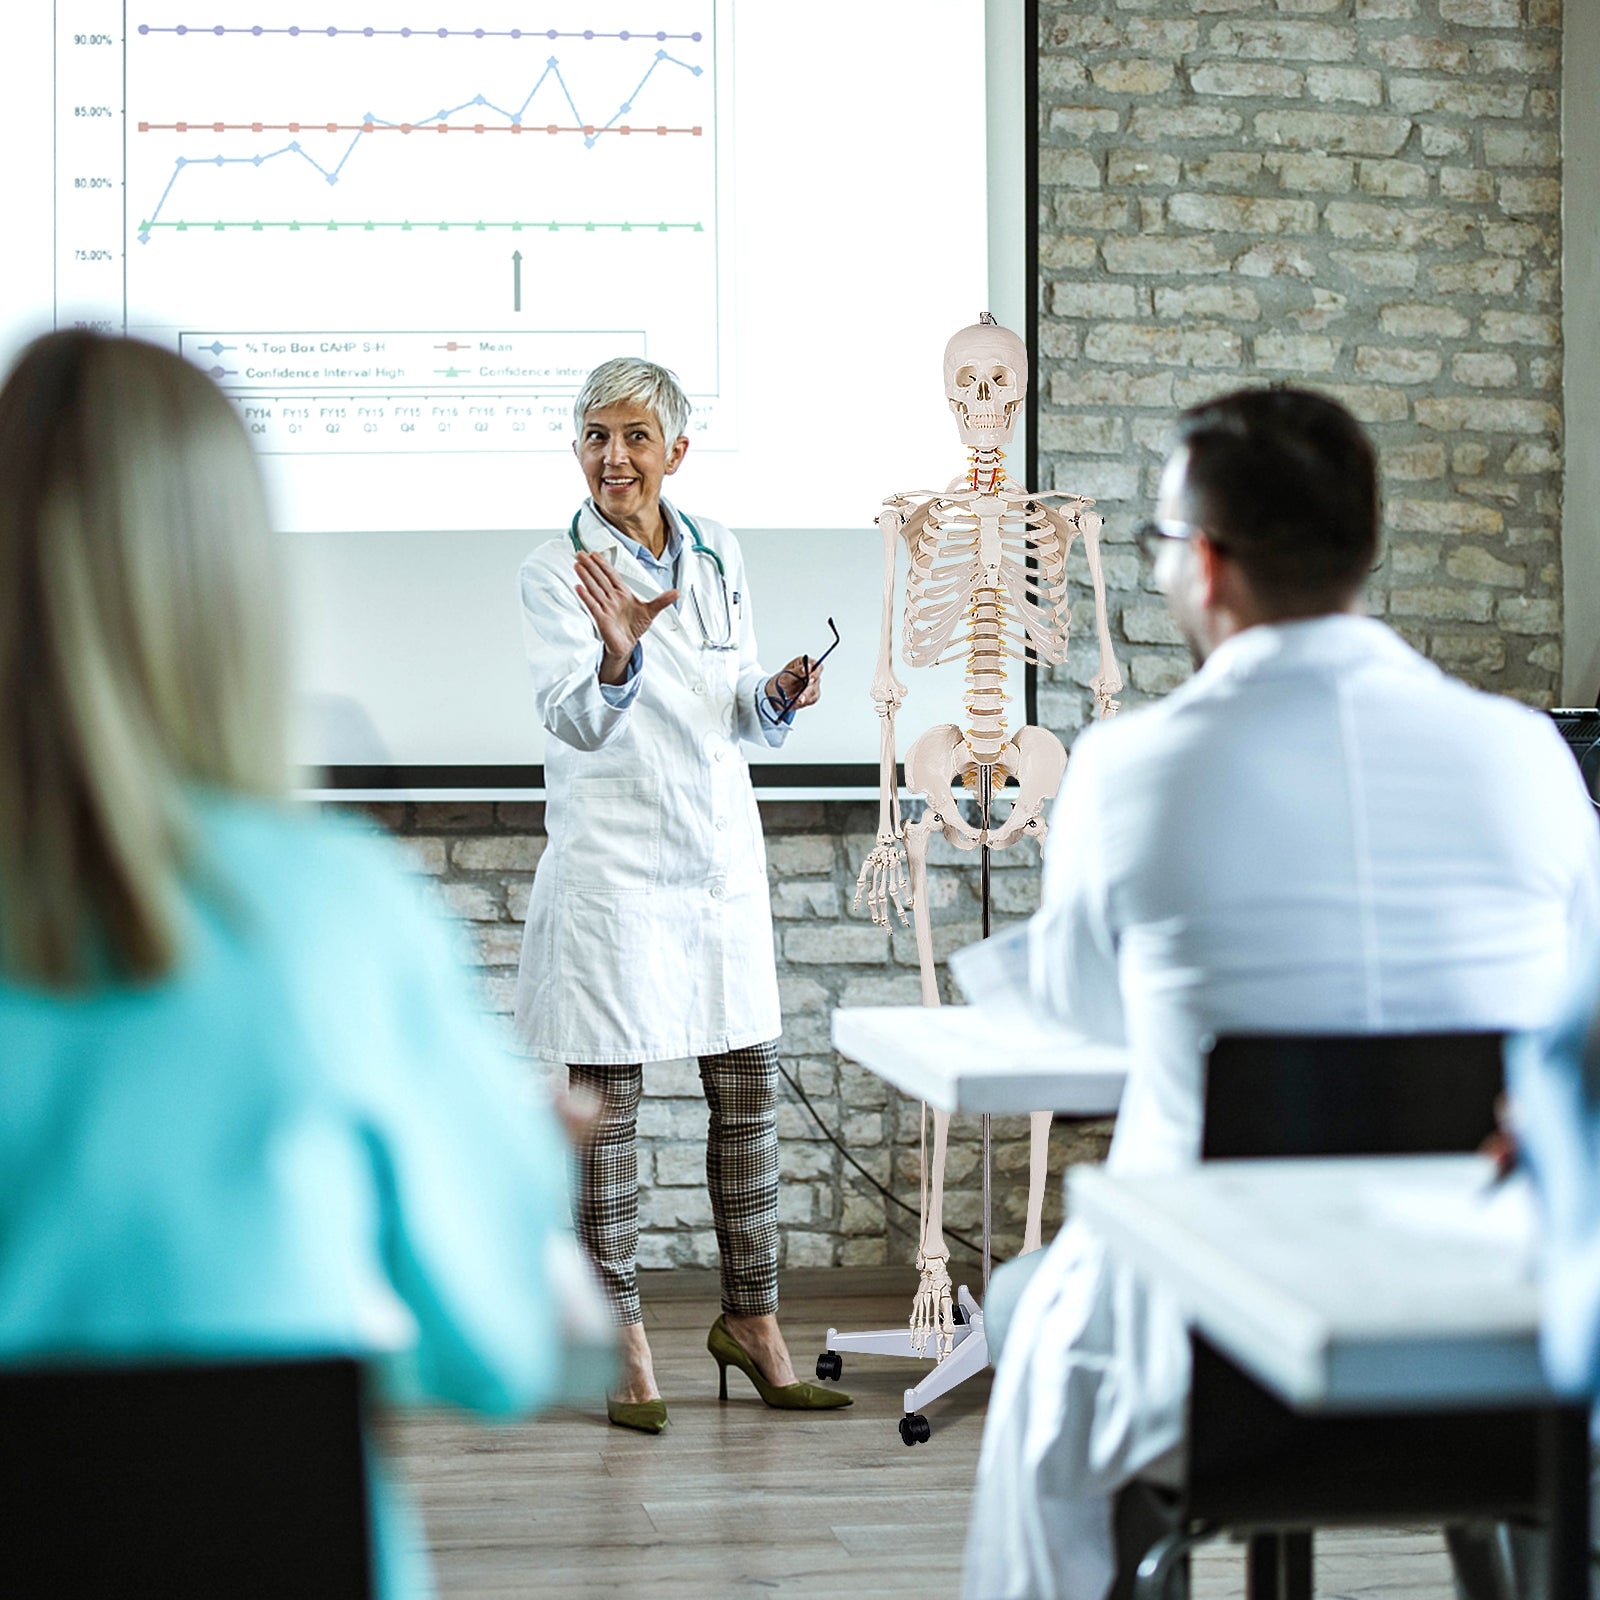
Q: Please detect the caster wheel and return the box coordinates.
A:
[815,1351,843,1382]
[899,1412,932,1447]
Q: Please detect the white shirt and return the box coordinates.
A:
[958,615,1600,1600]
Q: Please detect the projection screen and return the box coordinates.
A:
[5,1,1032,796]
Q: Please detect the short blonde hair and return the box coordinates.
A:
[0,332,289,987]
[573,356,690,443]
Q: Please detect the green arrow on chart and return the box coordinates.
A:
[512,250,523,313]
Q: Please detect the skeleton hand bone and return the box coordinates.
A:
[909,1250,956,1361]
[1093,671,1123,720]
[854,836,911,927]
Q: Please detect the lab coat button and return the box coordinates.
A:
[715,818,728,831]
[710,885,725,900]
[693,683,706,696]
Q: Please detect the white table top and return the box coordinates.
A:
[1069,1155,1552,1411]
[830,1005,1128,1115]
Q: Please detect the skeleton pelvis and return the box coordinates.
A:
[903,722,1067,849]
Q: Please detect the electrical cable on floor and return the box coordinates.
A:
[776,1059,986,1262]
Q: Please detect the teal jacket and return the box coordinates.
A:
[0,796,578,1596]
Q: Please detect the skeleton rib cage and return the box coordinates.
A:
[898,486,1083,771]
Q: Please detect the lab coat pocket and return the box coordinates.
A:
[560,776,661,893]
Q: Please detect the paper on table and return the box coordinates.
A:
[1359,1168,1537,1253]
[949,925,1032,1009]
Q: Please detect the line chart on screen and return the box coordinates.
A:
[28,0,1008,783]
[55,2,731,490]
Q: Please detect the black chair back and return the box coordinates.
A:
[1180,1029,1530,1562]
[0,1355,373,1599]
[1200,1030,1505,1162]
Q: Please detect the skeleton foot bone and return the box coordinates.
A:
[910,1250,956,1361]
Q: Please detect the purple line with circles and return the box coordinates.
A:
[135,25,706,42]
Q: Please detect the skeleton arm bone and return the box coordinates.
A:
[1047,504,1123,718]
[855,501,931,927]
[1080,509,1124,717]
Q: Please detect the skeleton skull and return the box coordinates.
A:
[943,315,1029,449]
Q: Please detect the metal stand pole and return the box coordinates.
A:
[980,766,993,1297]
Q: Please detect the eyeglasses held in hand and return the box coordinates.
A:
[773,617,841,714]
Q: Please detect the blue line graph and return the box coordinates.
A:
[136,48,705,241]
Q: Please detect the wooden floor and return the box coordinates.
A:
[385,1267,1459,1599]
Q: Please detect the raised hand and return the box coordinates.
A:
[573,549,678,685]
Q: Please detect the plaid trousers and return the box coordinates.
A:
[568,1041,781,1325]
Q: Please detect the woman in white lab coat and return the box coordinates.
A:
[512,357,851,1431]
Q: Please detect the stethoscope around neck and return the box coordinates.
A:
[568,505,737,650]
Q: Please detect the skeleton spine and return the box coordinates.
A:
[968,445,1004,494]
[964,593,1009,768]
[961,446,1013,770]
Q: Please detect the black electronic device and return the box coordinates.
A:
[1549,707,1600,807]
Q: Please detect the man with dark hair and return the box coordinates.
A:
[956,387,1600,1600]
[1164,386,1380,617]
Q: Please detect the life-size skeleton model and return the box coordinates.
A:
[855,314,1122,1360]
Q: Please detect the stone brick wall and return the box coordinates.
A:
[1037,0,1563,721]
[352,0,1566,1275]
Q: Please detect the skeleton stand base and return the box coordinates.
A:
[817,774,1001,1446]
[822,1284,986,1445]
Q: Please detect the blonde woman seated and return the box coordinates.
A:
[0,331,601,1599]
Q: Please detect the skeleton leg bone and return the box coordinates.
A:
[903,806,957,1359]
[982,728,1067,1255]
[1023,1110,1051,1256]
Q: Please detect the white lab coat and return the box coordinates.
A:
[512,501,786,1066]
[957,615,1600,1600]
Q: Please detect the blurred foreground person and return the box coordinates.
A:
[1500,958,1600,1599]
[955,387,1600,1600]
[0,332,603,1598]
[1514,957,1600,1397]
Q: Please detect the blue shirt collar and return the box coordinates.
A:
[586,498,683,578]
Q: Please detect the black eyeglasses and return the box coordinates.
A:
[1132,518,1210,561]
[773,617,841,714]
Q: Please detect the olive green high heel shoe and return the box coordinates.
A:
[606,1395,668,1434]
[707,1316,853,1410]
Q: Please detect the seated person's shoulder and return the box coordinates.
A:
[1429,671,1571,758]
[1067,674,1209,770]
[196,795,435,942]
